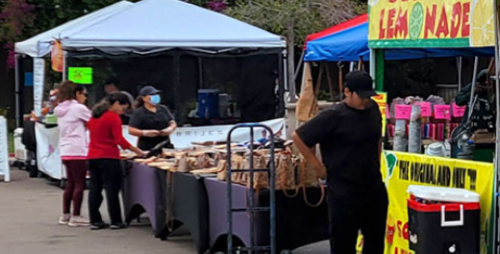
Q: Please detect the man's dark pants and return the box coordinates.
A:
[328,186,389,254]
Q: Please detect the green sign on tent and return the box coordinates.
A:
[68,67,93,84]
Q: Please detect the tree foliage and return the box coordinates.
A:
[224,0,365,47]
[0,0,143,68]
[0,0,230,68]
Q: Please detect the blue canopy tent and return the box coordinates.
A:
[304,14,494,62]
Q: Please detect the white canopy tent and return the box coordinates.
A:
[14,1,133,58]
[13,0,286,127]
[61,0,285,54]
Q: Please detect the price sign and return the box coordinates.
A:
[417,102,432,117]
[395,105,412,120]
[452,103,466,118]
[434,105,451,120]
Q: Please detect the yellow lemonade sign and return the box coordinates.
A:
[368,0,495,48]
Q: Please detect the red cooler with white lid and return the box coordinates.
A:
[407,185,480,254]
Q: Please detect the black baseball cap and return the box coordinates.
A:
[139,86,161,96]
[345,71,376,98]
[104,78,120,86]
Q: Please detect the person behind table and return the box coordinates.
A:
[87,92,145,230]
[103,78,135,124]
[55,81,91,227]
[128,86,177,151]
[293,71,388,254]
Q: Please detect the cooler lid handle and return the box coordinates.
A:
[441,204,464,227]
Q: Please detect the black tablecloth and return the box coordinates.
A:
[122,162,209,254]
[123,162,168,238]
[204,178,330,253]
[167,172,209,254]
[123,162,329,253]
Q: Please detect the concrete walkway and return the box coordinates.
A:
[0,168,328,254]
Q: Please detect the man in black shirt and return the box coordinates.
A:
[293,71,388,254]
[103,78,135,124]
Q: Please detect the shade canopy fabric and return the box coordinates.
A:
[15,1,133,58]
[61,0,285,54]
[304,14,494,62]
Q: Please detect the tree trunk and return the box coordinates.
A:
[287,20,296,102]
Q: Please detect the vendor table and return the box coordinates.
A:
[123,162,168,238]
[123,162,329,253]
[204,178,329,253]
[123,162,210,254]
[167,172,210,254]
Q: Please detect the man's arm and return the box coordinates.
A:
[293,132,326,178]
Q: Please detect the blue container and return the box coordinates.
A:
[197,89,219,119]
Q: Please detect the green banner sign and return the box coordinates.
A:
[68,67,93,85]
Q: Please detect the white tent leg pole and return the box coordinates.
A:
[283,49,289,92]
[350,61,355,72]
[14,54,21,128]
[369,49,376,89]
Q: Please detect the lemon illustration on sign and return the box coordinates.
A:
[470,0,495,47]
[409,3,424,40]
[367,0,380,7]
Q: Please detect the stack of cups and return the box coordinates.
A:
[394,119,407,152]
[408,104,422,153]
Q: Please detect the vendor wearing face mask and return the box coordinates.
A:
[128,86,177,150]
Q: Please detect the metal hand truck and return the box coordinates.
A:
[226,123,276,254]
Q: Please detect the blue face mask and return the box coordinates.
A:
[150,94,161,105]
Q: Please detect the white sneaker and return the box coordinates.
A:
[68,216,90,227]
[58,214,71,225]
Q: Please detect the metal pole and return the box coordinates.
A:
[283,49,289,96]
[269,131,276,254]
[370,49,376,89]
[249,127,255,254]
[293,50,305,82]
[227,134,233,253]
[278,52,285,118]
[468,56,479,121]
[493,0,500,252]
[457,56,463,91]
[14,54,21,128]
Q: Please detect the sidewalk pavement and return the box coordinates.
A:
[0,168,328,254]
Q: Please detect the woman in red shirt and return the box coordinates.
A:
[87,92,144,230]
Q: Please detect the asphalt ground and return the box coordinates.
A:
[0,167,329,254]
